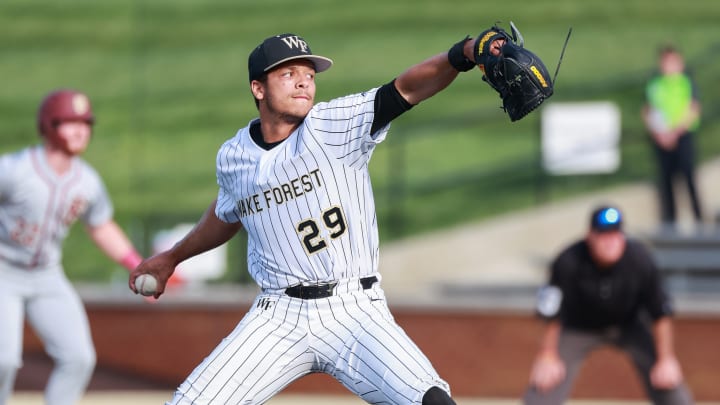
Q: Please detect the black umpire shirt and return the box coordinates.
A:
[548,239,674,331]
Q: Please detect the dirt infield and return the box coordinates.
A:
[10,391,719,405]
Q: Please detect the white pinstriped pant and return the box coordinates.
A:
[166,279,450,404]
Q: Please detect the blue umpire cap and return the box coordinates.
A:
[590,205,623,232]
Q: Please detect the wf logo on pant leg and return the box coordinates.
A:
[257,297,275,311]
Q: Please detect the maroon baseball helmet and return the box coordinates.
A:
[37,89,95,141]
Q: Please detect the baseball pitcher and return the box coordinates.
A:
[131,27,553,405]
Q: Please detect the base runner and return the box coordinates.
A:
[0,89,143,404]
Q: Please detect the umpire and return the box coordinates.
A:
[523,205,694,405]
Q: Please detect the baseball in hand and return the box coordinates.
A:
[134,274,158,297]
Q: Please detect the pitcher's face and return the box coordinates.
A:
[253,60,316,124]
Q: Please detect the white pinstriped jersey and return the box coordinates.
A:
[0,146,113,269]
[215,87,388,290]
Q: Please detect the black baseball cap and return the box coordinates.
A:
[248,33,333,82]
[590,206,623,232]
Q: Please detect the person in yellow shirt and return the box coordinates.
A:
[641,45,703,231]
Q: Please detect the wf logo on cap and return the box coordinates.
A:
[279,36,309,53]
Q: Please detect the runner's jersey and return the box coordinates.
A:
[0,146,113,269]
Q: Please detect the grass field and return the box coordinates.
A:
[2,0,720,281]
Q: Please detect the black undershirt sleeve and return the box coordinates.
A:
[371,79,414,136]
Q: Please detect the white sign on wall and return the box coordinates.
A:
[153,223,227,282]
[541,102,621,175]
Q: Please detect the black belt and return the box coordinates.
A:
[284,276,378,299]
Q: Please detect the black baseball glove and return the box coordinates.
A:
[474,22,554,121]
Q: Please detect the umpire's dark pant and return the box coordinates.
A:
[523,322,694,405]
[653,133,703,226]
